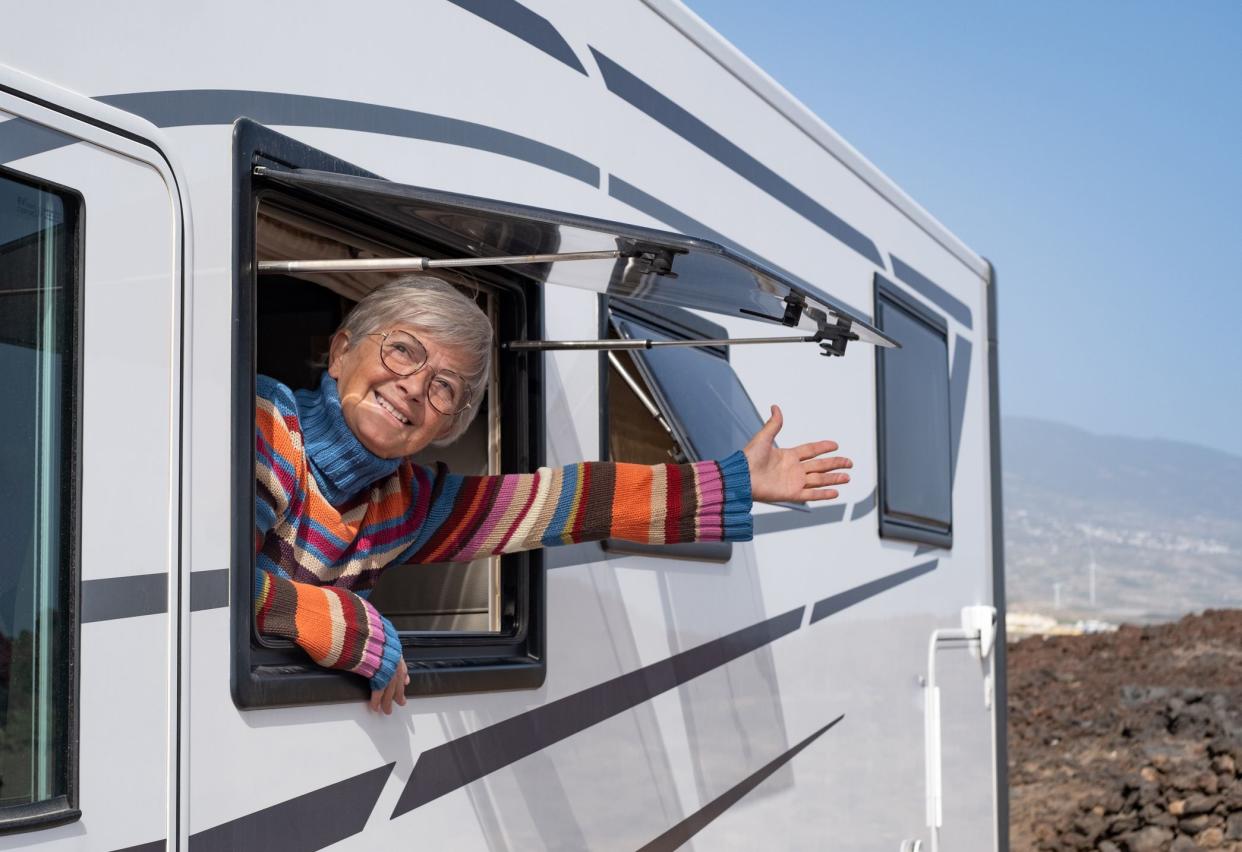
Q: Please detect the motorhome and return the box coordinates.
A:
[0,1,1006,849]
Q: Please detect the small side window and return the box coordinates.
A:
[600,298,766,561]
[0,169,80,830]
[874,275,953,547]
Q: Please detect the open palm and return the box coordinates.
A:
[742,405,852,503]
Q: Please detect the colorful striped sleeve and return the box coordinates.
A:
[403,449,753,564]
[254,379,402,691]
[253,569,401,691]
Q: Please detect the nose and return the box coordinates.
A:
[394,370,430,405]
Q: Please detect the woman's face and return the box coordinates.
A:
[328,324,469,458]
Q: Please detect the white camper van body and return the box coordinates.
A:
[0,2,1006,850]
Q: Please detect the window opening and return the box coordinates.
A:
[875,275,953,548]
[234,120,546,707]
[601,298,777,561]
[256,202,506,637]
[0,168,79,828]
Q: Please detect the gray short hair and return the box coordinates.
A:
[336,275,492,446]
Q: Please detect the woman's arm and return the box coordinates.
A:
[402,404,849,565]
[254,385,406,707]
[401,451,752,564]
[253,567,403,694]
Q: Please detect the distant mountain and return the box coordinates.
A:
[1002,416,1242,620]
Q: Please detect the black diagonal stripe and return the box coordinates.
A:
[391,606,805,817]
[92,90,599,186]
[811,560,937,624]
[188,763,393,852]
[81,573,167,622]
[889,255,973,329]
[607,174,871,322]
[592,50,883,267]
[446,0,587,75]
[190,568,229,611]
[0,116,79,164]
[638,715,844,851]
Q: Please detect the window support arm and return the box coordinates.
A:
[505,326,857,357]
[256,249,623,274]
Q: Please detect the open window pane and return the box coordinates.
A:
[875,277,953,547]
[256,165,896,351]
[611,316,765,464]
[0,170,76,811]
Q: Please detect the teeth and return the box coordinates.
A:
[375,392,409,424]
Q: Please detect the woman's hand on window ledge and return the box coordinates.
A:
[743,405,852,503]
[369,657,410,715]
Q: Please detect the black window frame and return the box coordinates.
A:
[231,120,546,709]
[874,273,954,548]
[597,295,755,562]
[0,165,83,834]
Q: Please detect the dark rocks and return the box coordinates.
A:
[1120,825,1173,851]
[1009,610,1242,851]
[1184,794,1221,815]
[1227,812,1242,840]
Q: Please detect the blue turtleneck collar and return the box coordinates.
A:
[295,374,402,505]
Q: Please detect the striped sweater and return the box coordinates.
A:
[254,374,753,691]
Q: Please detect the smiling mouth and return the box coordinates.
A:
[374,391,411,425]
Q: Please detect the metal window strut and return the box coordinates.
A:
[257,250,853,355]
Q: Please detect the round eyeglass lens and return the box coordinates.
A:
[379,331,428,376]
[428,371,469,415]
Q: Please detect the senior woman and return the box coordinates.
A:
[254,276,853,714]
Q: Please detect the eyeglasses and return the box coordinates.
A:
[367,330,471,416]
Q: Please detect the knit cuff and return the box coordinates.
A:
[366,615,403,693]
[717,450,754,542]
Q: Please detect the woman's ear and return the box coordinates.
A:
[327,331,352,379]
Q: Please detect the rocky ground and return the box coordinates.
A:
[1008,610,1242,851]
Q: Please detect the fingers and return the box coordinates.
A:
[758,405,784,442]
[805,471,851,488]
[370,659,410,715]
[794,440,839,461]
[797,487,840,502]
[804,455,853,473]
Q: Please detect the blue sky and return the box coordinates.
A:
[686,1,1242,457]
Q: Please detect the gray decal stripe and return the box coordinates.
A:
[889,254,973,329]
[391,606,806,817]
[0,116,78,164]
[810,560,937,624]
[81,573,167,623]
[71,90,598,186]
[592,49,883,267]
[608,174,871,321]
[637,715,844,852]
[188,763,393,852]
[850,487,877,520]
[753,504,845,535]
[112,841,165,852]
[190,568,230,611]
[446,0,587,75]
[949,335,973,483]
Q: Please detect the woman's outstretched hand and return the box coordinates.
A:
[742,405,852,503]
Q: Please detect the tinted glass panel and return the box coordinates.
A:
[0,171,76,807]
[877,290,952,542]
[613,316,764,462]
